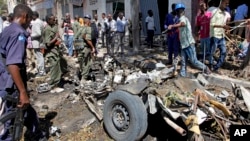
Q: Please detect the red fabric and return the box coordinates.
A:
[196,11,212,38]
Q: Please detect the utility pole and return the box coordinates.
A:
[130,0,140,53]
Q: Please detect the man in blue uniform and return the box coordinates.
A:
[0,4,46,141]
[164,3,180,65]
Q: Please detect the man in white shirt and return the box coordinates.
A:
[116,12,127,55]
[31,11,46,77]
[107,14,117,55]
[209,0,230,74]
[101,13,108,48]
[145,9,155,48]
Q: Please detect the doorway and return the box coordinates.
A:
[157,0,168,32]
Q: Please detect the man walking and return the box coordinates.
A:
[209,0,230,74]
[168,3,211,77]
[31,11,46,77]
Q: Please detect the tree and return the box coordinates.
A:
[130,0,140,53]
[0,0,8,15]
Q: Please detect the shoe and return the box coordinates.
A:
[213,69,223,75]
[205,67,212,75]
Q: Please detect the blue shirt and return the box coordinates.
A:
[164,13,179,37]
[234,4,248,21]
[116,17,127,33]
[0,22,28,90]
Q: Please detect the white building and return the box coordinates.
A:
[28,0,199,36]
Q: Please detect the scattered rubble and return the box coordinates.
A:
[27,43,250,140]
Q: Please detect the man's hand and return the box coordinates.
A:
[91,48,96,55]
[18,91,30,109]
[168,25,173,30]
[223,25,230,30]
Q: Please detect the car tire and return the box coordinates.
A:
[103,90,148,141]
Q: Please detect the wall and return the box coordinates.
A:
[84,0,106,20]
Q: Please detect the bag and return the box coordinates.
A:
[91,22,99,40]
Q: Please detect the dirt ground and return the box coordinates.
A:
[26,42,248,141]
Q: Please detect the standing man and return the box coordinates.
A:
[101,13,108,48]
[145,10,155,48]
[61,13,74,57]
[116,12,127,55]
[0,4,46,140]
[78,15,96,85]
[164,3,180,65]
[233,3,248,37]
[31,11,46,77]
[195,2,212,61]
[209,0,230,74]
[2,13,13,30]
[107,14,117,55]
[73,15,80,57]
[43,14,67,93]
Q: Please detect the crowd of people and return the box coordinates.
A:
[0,3,129,140]
[160,0,250,76]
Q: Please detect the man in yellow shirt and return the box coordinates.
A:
[209,0,230,74]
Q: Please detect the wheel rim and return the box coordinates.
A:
[111,104,130,131]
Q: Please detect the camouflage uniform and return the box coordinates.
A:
[43,25,67,87]
[77,26,93,80]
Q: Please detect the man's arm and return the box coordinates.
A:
[169,21,186,29]
[8,65,29,107]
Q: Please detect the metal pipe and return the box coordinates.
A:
[163,116,187,136]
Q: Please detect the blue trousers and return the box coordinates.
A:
[64,35,74,56]
[209,37,226,70]
[180,45,207,77]
[200,37,210,58]
[167,34,179,63]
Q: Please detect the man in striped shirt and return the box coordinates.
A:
[61,13,74,56]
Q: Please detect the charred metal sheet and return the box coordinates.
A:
[116,78,149,95]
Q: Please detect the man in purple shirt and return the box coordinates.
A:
[164,3,180,65]
[0,4,46,141]
[233,3,248,36]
